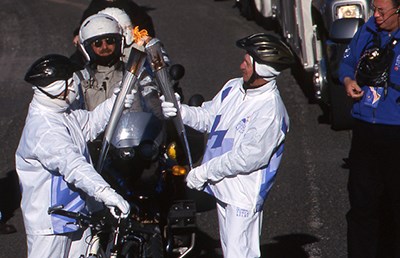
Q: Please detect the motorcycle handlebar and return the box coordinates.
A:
[48,205,93,227]
[47,205,159,236]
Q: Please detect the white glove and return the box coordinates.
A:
[95,187,130,218]
[124,89,137,108]
[186,167,208,191]
[112,81,123,95]
[160,93,181,119]
[113,86,137,109]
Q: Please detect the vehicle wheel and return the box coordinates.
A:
[328,80,354,130]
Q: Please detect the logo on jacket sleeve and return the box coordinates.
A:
[343,46,351,59]
[236,117,249,133]
[394,54,400,71]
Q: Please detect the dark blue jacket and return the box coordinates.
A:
[339,16,400,125]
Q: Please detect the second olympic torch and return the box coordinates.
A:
[145,38,193,169]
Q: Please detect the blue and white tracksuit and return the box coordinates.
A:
[181,77,289,257]
[15,75,115,257]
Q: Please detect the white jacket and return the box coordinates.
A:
[15,78,115,235]
[182,78,289,211]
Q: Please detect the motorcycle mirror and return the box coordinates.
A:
[169,64,185,81]
[188,94,205,107]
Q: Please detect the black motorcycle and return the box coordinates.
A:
[102,77,197,257]
[92,42,204,257]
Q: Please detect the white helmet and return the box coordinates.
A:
[98,8,134,46]
[79,13,124,65]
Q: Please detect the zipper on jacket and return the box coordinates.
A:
[241,86,247,100]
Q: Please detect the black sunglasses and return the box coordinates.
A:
[92,37,116,48]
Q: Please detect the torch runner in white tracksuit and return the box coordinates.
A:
[15,54,135,258]
[161,33,295,258]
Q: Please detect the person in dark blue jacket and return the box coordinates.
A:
[339,0,400,257]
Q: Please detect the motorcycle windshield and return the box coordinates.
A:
[110,86,165,149]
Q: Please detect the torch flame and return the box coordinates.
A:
[132,26,149,46]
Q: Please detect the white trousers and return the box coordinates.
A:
[26,228,91,258]
[217,200,263,258]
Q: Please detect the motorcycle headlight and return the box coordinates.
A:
[336,4,362,19]
[118,147,135,160]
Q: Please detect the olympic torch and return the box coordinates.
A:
[97,47,147,173]
[145,38,193,169]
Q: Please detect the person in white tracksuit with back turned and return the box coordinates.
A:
[15,54,134,258]
[161,33,294,258]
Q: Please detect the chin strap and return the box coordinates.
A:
[243,59,275,89]
[243,73,258,88]
[243,59,260,88]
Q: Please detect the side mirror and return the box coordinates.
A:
[188,94,205,107]
[169,64,185,81]
[329,18,364,43]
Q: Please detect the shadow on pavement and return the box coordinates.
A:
[261,233,319,258]
[189,231,318,257]
[0,170,21,222]
[0,170,20,234]
[191,229,223,258]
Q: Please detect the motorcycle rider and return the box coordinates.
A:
[76,12,156,111]
[97,7,165,65]
[73,0,155,43]
[15,54,132,258]
[161,33,294,258]
[76,12,169,192]
[76,13,127,111]
[70,0,155,69]
[98,7,136,62]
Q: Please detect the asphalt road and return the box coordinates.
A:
[0,0,352,257]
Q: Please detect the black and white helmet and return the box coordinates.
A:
[24,54,74,87]
[236,33,294,71]
[79,13,124,65]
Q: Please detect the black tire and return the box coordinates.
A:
[328,81,354,130]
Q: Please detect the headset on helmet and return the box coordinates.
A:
[25,54,75,87]
[98,8,134,46]
[236,33,295,71]
[79,13,124,65]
